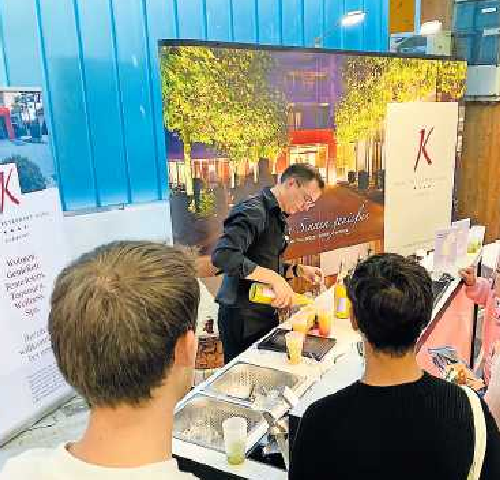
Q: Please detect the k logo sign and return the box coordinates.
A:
[0,164,21,214]
[414,127,434,172]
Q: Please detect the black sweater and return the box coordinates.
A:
[289,373,500,480]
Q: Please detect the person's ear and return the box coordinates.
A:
[174,330,197,368]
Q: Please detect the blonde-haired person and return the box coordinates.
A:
[460,264,500,389]
[1,241,199,480]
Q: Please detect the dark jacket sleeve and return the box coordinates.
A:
[481,399,500,479]
[211,202,267,278]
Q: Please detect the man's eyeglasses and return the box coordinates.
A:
[296,180,316,207]
[302,190,315,206]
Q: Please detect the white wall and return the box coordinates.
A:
[63,201,172,261]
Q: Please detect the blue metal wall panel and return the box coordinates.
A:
[232,0,258,43]
[0,0,389,211]
[371,0,389,51]
[111,0,161,204]
[304,0,324,48]
[282,0,305,46]
[76,0,130,206]
[0,7,8,86]
[364,0,383,52]
[381,0,389,52]
[144,0,176,200]
[324,0,344,48]
[36,0,96,210]
[343,0,365,51]
[177,0,205,39]
[206,0,232,41]
[258,0,281,45]
[0,0,42,87]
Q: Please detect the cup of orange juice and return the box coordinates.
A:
[317,306,332,337]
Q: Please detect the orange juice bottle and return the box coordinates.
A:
[249,283,314,306]
[334,265,350,319]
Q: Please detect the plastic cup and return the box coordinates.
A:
[222,417,247,465]
[285,331,305,365]
[292,313,309,334]
[301,305,317,329]
[317,306,333,337]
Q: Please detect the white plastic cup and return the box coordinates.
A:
[222,416,247,465]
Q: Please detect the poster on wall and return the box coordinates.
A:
[0,88,71,445]
[158,41,466,292]
[384,102,460,256]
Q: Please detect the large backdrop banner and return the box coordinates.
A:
[158,41,466,288]
[0,89,71,446]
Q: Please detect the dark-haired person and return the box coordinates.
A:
[1,242,199,479]
[290,253,500,480]
[212,164,325,363]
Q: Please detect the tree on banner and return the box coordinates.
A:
[335,57,467,146]
[160,46,288,195]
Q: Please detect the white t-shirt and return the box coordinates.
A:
[0,444,198,479]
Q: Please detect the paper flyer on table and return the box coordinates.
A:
[433,227,459,276]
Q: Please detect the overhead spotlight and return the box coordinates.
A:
[314,11,367,47]
[341,11,366,27]
[420,20,442,35]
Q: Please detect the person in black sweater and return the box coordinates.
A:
[290,253,500,480]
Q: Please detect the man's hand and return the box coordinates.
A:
[459,266,476,287]
[298,265,323,285]
[247,266,295,309]
[269,274,295,309]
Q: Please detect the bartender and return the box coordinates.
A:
[211,164,325,363]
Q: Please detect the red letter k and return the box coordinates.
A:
[414,127,434,172]
[0,168,20,214]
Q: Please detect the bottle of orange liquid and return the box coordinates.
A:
[334,264,350,319]
[249,282,313,306]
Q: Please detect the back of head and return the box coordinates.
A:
[347,253,432,356]
[49,241,200,407]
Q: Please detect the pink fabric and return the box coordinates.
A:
[465,278,500,385]
[485,351,500,429]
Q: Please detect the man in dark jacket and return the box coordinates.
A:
[212,164,325,363]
